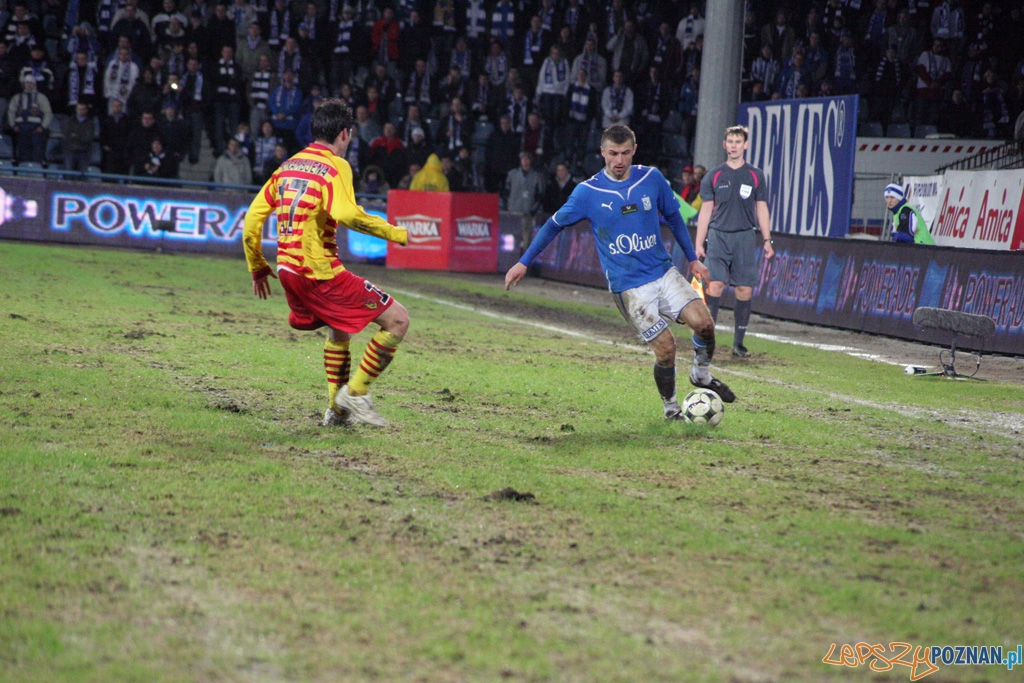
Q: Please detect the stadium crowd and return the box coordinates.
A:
[2,0,1023,203]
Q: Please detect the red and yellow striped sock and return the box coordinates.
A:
[324,338,351,410]
[348,330,402,396]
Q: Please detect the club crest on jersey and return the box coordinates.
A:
[642,195,652,211]
[739,184,752,199]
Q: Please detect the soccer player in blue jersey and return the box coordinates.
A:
[504,124,735,420]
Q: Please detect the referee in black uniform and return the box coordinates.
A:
[694,125,775,357]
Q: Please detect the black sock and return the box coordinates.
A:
[653,364,676,402]
[705,294,721,323]
[734,299,752,348]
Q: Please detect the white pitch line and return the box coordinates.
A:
[391,287,1023,438]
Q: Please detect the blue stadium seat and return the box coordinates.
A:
[914,124,938,138]
[46,138,62,163]
[86,165,103,182]
[886,123,912,138]
[0,159,14,175]
[15,161,46,177]
[472,121,493,147]
[858,121,883,137]
[0,134,13,159]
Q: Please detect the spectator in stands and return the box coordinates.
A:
[572,37,607,90]
[128,67,163,116]
[4,3,41,45]
[205,4,236,63]
[354,104,382,146]
[230,0,258,45]
[140,138,179,178]
[403,58,434,114]
[157,102,189,166]
[749,44,780,99]
[20,45,55,101]
[277,36,302,83]
[542,161,575,214]
[762,9,796,63]
[111,3,153,61]
[263,0,290,51]
[100,97,131,173]
[469,72,499,121]
[210,45,242,155]
[7,75,51,163]
[331,5,365,91]
[930,1,965,62]
[61,102,95,173]
[268,69,302,141]
[505,150,544,230]
[399,10,431,74]
[247,52,275,134]
[505,84,530,133]
[607,20,649,87]
[490,0,515,47]
[450,149,477,191]
[565,67,595,171]
[252,120,279,183]
[872,47,902,131]
[563,0,588,50]
[371,7,399,68]
[652,21,682,87]
[232,121,253,162]
[521,111,550,168]
[410,153,449,191]
[805,32,829,87]
[237,22,271,80]
[449,37,473,82]
[676,4,703,51]
[370,121,407,187]
[862,0,891,64]
[535,45,570,131]
[65,51,101,114]
[678,66,699,151]
[635,66,670,164]
[980,70,1010,139]
[398,104,429,146]
[960,42,984,106]
[485,40,510,87]
[152,0,188,48]
[7,22,38,66]
[887,10,919,70]
[437,66,466,117]
[552,26,576,66]
[601,70,634,128]
[519,15,548,88]
[104,45,140,114]
[357,164,390,194]
[404,126,431,168]
[778,51,809,100]
[604,0,628,47]
[213,136,252,185]
[679,166,699,204]
[914,39,951,127]
[127,110,160,173]
[365,61,398,106]
[261,140,289,179]
[442,97,473,154]
[485,113,521,192]
[833,30,858,94]
[296,6,327,87]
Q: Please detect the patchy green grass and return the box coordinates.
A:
[1,242,1022,683]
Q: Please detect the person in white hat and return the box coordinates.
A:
[884,182,935,244]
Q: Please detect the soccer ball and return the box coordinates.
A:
[681,389,724,426]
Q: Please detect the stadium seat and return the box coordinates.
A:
[858,121,883,137]
[85,165,102,182]
[424,117,442,141]
[582,154,603,176]
[914,124,938,138]
[886,123,911,138]
[662,110,683,134]
[45,138,62,163]
[0,159,13,176]
[472,121,493,147]
[0,134,13,159]
[15,161,45,178]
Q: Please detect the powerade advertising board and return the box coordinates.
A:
[738,95,859,238]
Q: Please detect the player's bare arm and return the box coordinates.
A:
[253,268,278,299]
[757,200,774,259]
[505,262,528,290]
[694,201,713,260]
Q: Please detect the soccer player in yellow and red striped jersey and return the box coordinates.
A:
[243,99,409,428]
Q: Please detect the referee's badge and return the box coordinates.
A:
[739,184,752,199]
[642,195,652,211]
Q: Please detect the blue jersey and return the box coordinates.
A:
[520,165,697,293]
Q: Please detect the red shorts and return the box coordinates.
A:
[278,267,394,333]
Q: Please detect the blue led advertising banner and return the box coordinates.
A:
[738,95,859,238]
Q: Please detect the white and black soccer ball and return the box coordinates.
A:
[681,389,725,426]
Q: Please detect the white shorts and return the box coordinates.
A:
[613,267,703,343]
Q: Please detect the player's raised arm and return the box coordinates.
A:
[329,152,408,245]
[244,174,279,298]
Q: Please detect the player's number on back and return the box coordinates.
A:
[277,177,311,236]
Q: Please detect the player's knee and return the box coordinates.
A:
[651,336,676,365]
[694,319,715,342]
[381,302,410,337]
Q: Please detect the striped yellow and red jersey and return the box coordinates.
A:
[243,142,407,280]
